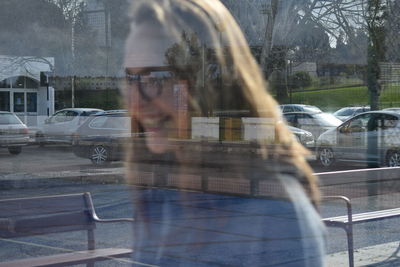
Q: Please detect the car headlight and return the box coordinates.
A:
[299,132,314,145]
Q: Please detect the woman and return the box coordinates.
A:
[123,0,326,266]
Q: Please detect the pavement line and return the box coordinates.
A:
[0,238,158,267]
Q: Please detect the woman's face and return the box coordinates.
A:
[124,25,186,154]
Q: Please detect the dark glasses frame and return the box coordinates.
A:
[125,68,173,102]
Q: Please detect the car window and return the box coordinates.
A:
[343,114,372,133]
[284,114,297,125]
[104,117,130,129]
[375,114,398,130]
[50,111,67,123]
[297,114,314,125]
[63,111,78,122]
[89,116,108,128]
[283,106,294,113]
[334,108,355,116]
[0,113,22,125]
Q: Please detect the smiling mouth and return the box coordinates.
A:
[141,115,172,132]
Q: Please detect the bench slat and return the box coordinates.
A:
[0,248,132,267]
[323,208,400,224]
[0,194,86,217]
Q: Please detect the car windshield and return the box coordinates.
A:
[0,113,22,125]
[314,113,343,126]
[334,108,356,116]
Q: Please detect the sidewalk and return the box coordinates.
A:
[328,241,400,267]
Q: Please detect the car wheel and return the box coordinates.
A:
[318,147,335,167]
[90,145,110,165]
[35,132,46,147]
[8,146,22,155]
[386,150,400,167]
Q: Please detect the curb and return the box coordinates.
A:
[0,168,126,190]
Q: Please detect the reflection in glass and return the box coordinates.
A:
[27,92,37,112]
[0,92,10,111]
[25,77,39,89]
[10,76,25,88]
[13,92,25,112]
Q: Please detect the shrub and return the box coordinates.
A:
[289,71,312,89]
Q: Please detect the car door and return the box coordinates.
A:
[42,110,67,141]
[337,113,372,160]
[43,110,79,142]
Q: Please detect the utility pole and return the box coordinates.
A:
[71,17,76,108]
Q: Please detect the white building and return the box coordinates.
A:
[0,56,55,127]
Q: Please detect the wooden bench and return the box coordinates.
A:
[322,196,400,267]
[0,192,133,267]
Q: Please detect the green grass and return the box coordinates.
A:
[290,84,400,112]
[291,86,369,112]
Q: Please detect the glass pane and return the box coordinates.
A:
[13,92,25,112]
[0,79,10,88]
[27,92,37,112]
[0,91,10,111]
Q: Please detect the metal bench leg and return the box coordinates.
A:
[346,225,354,267]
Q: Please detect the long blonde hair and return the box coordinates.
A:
[126,0,319,203]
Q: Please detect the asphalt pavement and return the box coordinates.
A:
[1,144,399,266]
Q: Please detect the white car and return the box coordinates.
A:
[333,106,370,121]
[317,111,400,167]
[36,108,103,145]
[0,112,29,154]
[288,126,315,149]
[283,112,342,141]
[280,104,322,113]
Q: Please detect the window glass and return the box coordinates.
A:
[50,111,67,123]
[346,114,371,133]
[0,113,22,125]
[89,116,108,128]
[13,92,24,112]
[27,92,37,112]
[1,1,400,266]
[0,79,10,88]
[0,92,10,111]
[64,111,78,121]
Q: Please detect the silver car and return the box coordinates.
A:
[333,106,370,121]
[317,111,400,167]
[283,112,342,141]
[0,112,29,154]
[288,126,315,149]
[36,108,103,145]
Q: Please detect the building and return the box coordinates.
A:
[0,56,55,127]
[84,0,111,48]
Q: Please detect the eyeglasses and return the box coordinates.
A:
[126,70,174,102]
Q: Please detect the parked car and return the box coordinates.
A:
[316,111,400,167]
[36,108,103,145]
[333,106,370,121]
[283,112,342,140]
[0,111,29,154]
[72,110,133,165]
[280,104,322,113]
[287,126,315,149]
